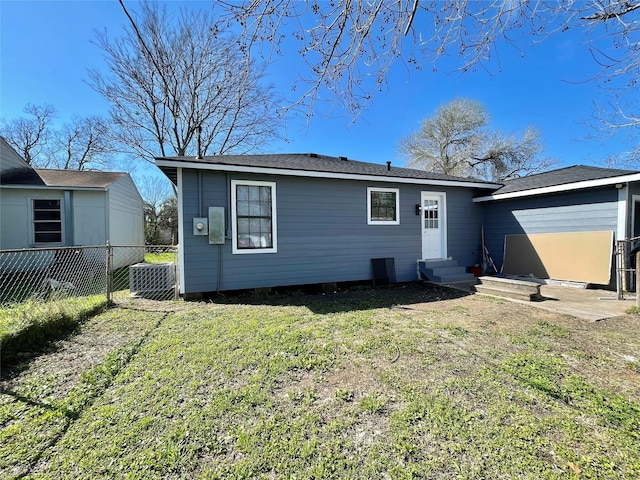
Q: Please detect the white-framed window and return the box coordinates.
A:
[367,187,400,225]
[33,199,63,244]
[231,180,277,254]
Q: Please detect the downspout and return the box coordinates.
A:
[216,172,231,292]
[225,172,231,238]
[63,190,73,246]
[198,171,204,217]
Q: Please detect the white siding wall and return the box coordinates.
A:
[73,190,107,246]
[107,175,144,269]
[0,188,64,249]
[0,138,30,174]
[107,175,144,246]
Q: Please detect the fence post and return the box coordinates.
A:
[616,241,622,300]
[636,251,640,308]
[106,242,112,303]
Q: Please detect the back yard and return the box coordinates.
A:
[1,283,639,479]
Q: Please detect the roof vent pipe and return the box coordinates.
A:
[196,125,203,159]
[339,156,348,161]
[386,161,391,171]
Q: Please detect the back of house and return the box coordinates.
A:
[157,153,499,297]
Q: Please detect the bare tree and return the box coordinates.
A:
[0,104,56,166]
[1,105,113,170]
[137,174,173,208]
[51,116,113,170]
[90,1,281,163]
[398,98,554,181]
[219,1,639,154]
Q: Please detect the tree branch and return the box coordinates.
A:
[581,2,640,21]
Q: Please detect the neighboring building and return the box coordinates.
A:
[1,134,33,175]
[475,165,640,288]
[156,153,500,296]
[1,136,144,264]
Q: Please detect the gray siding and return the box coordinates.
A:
[180,169,484,293]
[481,187,619,271]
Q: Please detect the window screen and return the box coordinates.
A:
[33,199,62,243]
[232,181,277,253]
[368,188,399,225]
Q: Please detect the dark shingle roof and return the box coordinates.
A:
[492,165,639,195]
[156,153,498,186]
[1,169,127,188]
[0,168,44,185]
[35,169,126,188]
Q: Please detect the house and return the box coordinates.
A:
[156,153,500,296]
[1,136,144,268]
[475,165,640,289]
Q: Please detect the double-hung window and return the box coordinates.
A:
[33,199,63,244]
[231,180,277,254]
[367,187,399,225]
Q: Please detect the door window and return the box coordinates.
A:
[423,199,439,229]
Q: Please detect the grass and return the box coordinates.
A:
[626,305,640,315]
[0,307,164,478]
[1,284,639,479]
[144,251,177,263]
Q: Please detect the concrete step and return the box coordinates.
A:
[474,276,542,301]
[431,266,467,275]
[418,260,476,284]
[420,259,459,269]
[474,285,541,302]
[434,274,478,284]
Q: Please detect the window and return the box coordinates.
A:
[231,180,277,254]
[33,199,62,243]
[367,187,399,225]
[423,198,439,229]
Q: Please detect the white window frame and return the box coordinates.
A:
[231,179,278,254]
[32,198,64,245]
[367,187,400,225]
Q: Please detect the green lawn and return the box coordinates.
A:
[1,284,639,479]
[144,251,177,263]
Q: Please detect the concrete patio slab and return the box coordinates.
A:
[490,284,634,321]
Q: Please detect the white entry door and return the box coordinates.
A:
[421,192,446,259]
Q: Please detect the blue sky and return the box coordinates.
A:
[1,0,634,186]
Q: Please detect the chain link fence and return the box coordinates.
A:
[0,244,179,308]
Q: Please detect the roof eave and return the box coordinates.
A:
[155,158,502,190]
[0,183,107,191]
[473,172,640,203]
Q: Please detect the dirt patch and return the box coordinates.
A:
[0,300,174,402]
[0,330,131,401]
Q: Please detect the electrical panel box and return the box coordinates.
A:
[208,207,225,245]
[193,217,208,236]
